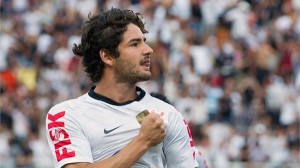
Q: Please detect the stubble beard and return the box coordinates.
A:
[114,58,151,84]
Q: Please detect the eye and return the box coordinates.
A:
[131,43,138,47]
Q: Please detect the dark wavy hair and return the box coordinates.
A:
[72,8,148,83]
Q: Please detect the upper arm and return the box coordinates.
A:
[163,111,197,167]
[46,104,93,168]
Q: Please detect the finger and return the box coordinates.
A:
[160,124,165,130]
[160,112,164,117]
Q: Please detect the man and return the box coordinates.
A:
[46,8,197,168]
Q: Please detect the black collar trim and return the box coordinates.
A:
[88,86,145,106]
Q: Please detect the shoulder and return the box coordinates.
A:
[48,99,76,114]
[144,92,181,118]
[45,96,91,134]
[46,94,89,121]
[46,100,76,126]
[149,92,172,105]
[145,93,175,110]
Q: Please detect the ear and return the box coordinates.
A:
[99,50,113,66]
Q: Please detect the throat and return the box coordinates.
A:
[94,84,138,103]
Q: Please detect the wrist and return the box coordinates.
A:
[135,133,152,150]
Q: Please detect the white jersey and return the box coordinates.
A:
[46,87,197,168]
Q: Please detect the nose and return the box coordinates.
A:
[143,43,153,56]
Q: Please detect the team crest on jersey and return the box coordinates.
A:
[136,110,150,124]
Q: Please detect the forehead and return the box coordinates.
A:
[121,23,144,43]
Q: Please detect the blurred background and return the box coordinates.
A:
[0,0,299,167]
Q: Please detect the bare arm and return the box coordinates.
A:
[63,112,165,168]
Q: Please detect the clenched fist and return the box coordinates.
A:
[138,112,166,147]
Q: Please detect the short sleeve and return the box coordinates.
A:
[163,110,198,168]
[45,103,93,168]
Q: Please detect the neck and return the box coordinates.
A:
[94,79,138,104]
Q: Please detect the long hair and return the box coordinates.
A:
[72,8,148,83]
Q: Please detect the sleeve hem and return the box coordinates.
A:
[55,157,93,168]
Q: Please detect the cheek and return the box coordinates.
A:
[121,54,140,66]
[115,58,134,73]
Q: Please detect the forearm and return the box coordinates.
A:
[64,135,150,168]
[90,135,149,168]
[64,113,165,168]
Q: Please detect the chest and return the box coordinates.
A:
[80,104,150,159]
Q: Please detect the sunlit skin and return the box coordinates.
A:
[93,23,153,103]
[114,23,153,84]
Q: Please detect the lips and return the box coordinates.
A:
[140,58,151,68]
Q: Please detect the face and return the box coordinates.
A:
[114,23,153,84]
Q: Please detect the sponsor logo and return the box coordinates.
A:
[184,119,195,159]
[104,125,123,134]
[48,111,75,162]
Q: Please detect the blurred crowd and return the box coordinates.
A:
[0,0,299,167]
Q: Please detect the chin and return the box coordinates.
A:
[139,73,151,81]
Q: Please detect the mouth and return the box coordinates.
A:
[140,58,151,71]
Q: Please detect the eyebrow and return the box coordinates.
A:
[128,37,146,44]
